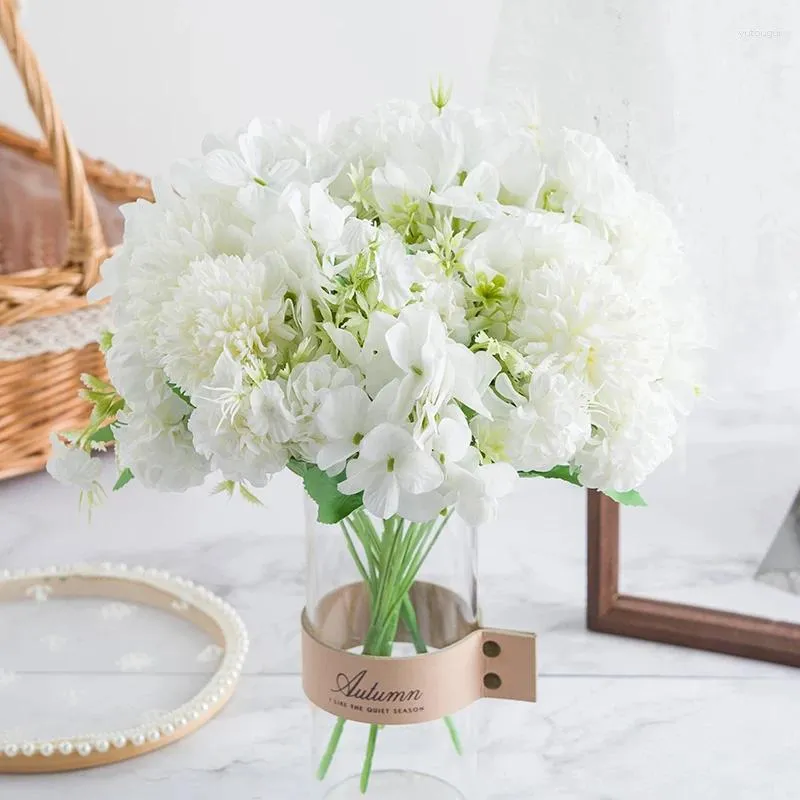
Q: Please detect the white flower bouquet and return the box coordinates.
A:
[50,86,703,794]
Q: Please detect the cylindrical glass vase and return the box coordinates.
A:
[305,500,479,799]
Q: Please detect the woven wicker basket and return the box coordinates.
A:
[0,0,152,481]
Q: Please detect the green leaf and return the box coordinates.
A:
[99,330,114,353]
[289,458,363,524]
[520,465,582,486]
[113,467,134,491]
[603,488,647,507]
[521,465,646,506]
[80,373,116,394]
[212,479,236,498]
[88,425,115,444]
[167,382,193,407]
[238,483,263,506]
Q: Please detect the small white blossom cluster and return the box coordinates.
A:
[50,95,703,525]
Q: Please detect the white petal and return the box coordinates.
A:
[363,475,400,519]
[385,323,412,373]
[359,423,413,462]
[368,379,413,427]
[397,490,448,523]
[339,457,374,495]
[495,372,526,407]
[448,344,499,418]
[316,439,359,473]
[437,416,471,463]
[204,150,250,186]
[323,324,363,366]
[396,449,443,494]
[478,462,518,498]
[463,161,500,200]
[316,386,370,438]
[309,184,351,246]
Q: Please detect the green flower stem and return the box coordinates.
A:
[316,513,462,792]
[400,595,463,756]
[316,717,346,781]
[360,724,380,793]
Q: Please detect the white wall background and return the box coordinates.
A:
[488,0,800,400]
[1,0,501,175]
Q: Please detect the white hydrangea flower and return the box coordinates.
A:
[339,422,444,520]
[490,129,546,207]
[285,357,356,462]
[416,253,470,344]
[549,128,637,225]
[202,118,310,192]
[315,385,373,473]
[430,161,501,221]
[375,235,423,309]
[308,183,354,253]
[114,403,209,492]
[47,435,104,494]
[447,450,518,527]
[247,379,297,443]
[463,213,610,298]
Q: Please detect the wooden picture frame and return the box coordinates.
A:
[586,490,800,668]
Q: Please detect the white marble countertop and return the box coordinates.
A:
[2,459,799,799]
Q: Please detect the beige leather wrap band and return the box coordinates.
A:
[301,582,536,726]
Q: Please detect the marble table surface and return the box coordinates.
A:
[2,457,799,799]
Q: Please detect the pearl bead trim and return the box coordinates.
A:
[0,564,248,772]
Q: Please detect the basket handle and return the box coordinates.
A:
[0,0,106,292]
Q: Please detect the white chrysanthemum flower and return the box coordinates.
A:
[473,371,590,473]
[105,332,172,412]
[188,353,289,486]
[463,213,610,297]
[98,184,252,360]
[511,260,666,393]
[157,254,296,395]
[575,387,678,492]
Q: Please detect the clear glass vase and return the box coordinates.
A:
[305,499,480,799]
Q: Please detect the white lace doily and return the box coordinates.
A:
[0,305,110,361]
